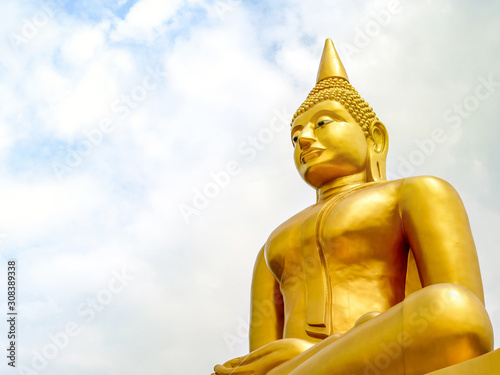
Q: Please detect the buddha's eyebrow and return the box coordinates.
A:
[291,124,303,134]
[318,112,346,122]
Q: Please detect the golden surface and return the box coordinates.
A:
[426,348,500,374]
[212,39,494,374]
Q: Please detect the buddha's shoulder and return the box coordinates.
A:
[357,176,457,196]
[356,176,454,192]
[391,176,462,216]
[395,175,459,199]
[263,206,315,271]
[266,204,314,247]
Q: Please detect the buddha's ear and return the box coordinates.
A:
[366,120,389,182]
[369,120,388,154]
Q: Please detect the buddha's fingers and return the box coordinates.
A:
[213,363,255,375]
[215,356,286,375]
[221,342,282,368]
[221,356,246,367]
[353,311,381,327]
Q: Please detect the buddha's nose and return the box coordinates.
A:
[298,126,316,149]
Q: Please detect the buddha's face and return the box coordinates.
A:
[291,100,368,189]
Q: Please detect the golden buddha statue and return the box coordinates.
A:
[213,39,495,375]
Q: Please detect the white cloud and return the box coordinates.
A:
[112,0,185,41]
[0,176,103,242]
[1,0,500,374]
[60,26,106,64]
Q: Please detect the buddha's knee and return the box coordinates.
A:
[404,283,493,359]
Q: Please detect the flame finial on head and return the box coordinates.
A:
[291,38,378,136]
[316,38,349,83]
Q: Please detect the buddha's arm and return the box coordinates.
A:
[249,246,284,351]
[399,176,484,301]
[213,248,313,375]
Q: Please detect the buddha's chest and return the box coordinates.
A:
[265,188,407,337]
[269,191,403,278]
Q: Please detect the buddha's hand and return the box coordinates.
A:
[213,338,314,375]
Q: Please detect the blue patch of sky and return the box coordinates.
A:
[241,0,282,12]
[59,0,139,23]
[102,3,209,63]
[240,1,305,64]
[171,4,209,38]
[52,0,209,60]
[60,0,207,28]
[6,136,70,177]
[113,0,139,19]
[6,133,153,203]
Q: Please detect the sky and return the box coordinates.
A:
[0,0,499,374]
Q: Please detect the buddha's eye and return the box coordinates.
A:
[291,130,300,146]
[316,119,333,128]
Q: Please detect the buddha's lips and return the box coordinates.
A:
[301,149,324,163]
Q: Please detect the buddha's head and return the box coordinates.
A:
[291,39,388,191]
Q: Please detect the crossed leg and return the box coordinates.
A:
[269,284,493,375]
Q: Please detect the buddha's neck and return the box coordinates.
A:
[317,172,367,202]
